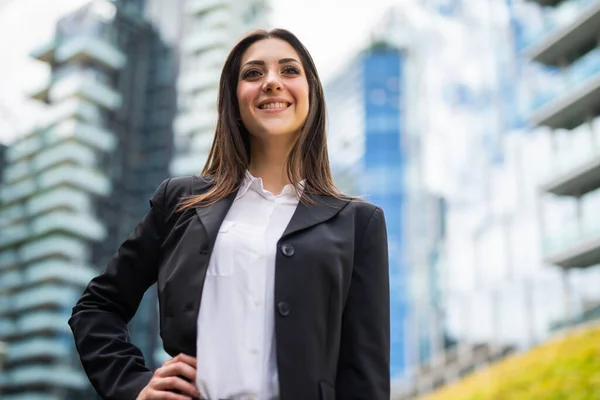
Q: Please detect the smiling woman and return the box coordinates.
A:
[69,28,391,400]
[178,29,336,208]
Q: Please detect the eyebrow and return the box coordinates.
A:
[242,58,301,67]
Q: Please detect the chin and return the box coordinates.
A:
[257,124,300,138]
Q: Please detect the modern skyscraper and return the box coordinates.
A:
[326,41,410,380]
[170,0,269,176]
[0,1,178,398]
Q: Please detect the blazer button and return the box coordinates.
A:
[280,244,295,257]
[277,302,290,317]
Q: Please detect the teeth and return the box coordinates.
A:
[260,102,288,110]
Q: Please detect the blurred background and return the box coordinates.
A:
[0,0,599,399]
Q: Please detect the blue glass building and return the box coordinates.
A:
[326,42,409,378]
[362,47,407,377]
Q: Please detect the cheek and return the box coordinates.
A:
[237,87,254,114]
[291,82,310,112]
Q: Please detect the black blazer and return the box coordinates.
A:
[69,175,390,400]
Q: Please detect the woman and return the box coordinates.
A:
[69,29,390,400]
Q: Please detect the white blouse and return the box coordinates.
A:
[195,171,300,400]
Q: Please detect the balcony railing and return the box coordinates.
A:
[5,337,71,363]
[0,251,18,271]
[40,98,104,130]
[2,160,30,186]
[543,188,600,268]
[1,365,88,390]
[181,30,230,54]
[529,47,600,129]
[0,320,16,339]
[524,0,600,66]
[1,164,110,205]
[16,311,71,336]
[30,211,107,241]
[27,186,91,217]
[55,35,126,71]
[541,156,600,196]
[39,164,111,195]
[24,260,96,287]
[47,119,116,152]
[49,74,122,111]
[185,0,227,15]
[174,112,217,137]
[177,70,221,94]
[3,141,96,185]
[0,178,36,205]
[0,260,94,294]
[4,285,81,316]
[19,235,88,265]
[6,135,42,163]
[0,269,23,293]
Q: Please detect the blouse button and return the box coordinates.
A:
[280,244,295,257]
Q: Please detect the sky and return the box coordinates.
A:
[0,0,399,144]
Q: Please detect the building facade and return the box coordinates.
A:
[403,0,600,396]
[524,0,600,325]
[326,42,411,381]
[326,1,562,398]
[170,0,269,176]
[0,1,177,398]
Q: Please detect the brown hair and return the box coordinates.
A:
[177,28,343,211]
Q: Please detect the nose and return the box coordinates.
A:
[262,70,282,92]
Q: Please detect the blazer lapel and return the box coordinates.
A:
[190,176,350,247]
[282,194,351,239]
[191,176,237,253]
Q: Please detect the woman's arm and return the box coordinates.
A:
[336,206,391,399]
[68,178,171,400]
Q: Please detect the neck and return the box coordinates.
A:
[248,135,294,195]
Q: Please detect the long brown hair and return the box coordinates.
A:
[177,28,342,211]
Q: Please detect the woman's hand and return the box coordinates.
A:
[136,353,200,400]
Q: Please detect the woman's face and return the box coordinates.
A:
[237,38,310,141]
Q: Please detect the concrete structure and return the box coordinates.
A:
[524,0,600,325]
[0,1,177,397]
[170,0,269,176]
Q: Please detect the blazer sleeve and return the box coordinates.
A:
[68,178,171,400]
[336,206,391,399]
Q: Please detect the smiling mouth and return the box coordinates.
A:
[258,102,291,110]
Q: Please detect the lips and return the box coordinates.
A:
[256,97,293,110]
[258,102,291,110]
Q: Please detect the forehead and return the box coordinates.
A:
[241,38,301,65]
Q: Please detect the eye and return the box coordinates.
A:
[282,65,300,75]
[242,69,262,79]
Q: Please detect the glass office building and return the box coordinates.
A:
[0,1,177,398]
[326,1,568,398]
[326,42,412,381]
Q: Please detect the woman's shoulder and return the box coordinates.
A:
[335,194,382,223]
[345,196,381,214]
[153,174,213,210]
